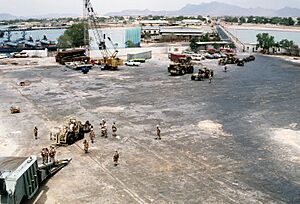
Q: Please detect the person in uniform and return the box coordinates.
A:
[41,148,46,164]
[34,126,38,140]
[49,146,56,163]
[44,148,49,163]
[113,150,119,166]
[83,139,89,153]
[89,128,96,143]
[100,119,108,138]
[112,122,117,137]
[209,74,212,83]
[155,125,161,140]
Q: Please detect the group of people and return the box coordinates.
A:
[40,146,56,164]
[36,121,162,166]
[82,119,118,153]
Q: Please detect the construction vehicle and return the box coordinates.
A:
[0,156,71,204]
[168,57,194,76]
[191,67,214,81]
[10,106,20,114]
[236,58,245,66]
[84,0,123,70]
[55,48,90,65]
[50,118,90,145]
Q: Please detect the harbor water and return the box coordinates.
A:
[228,28,300,46]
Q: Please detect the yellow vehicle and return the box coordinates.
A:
[84,0,123,70]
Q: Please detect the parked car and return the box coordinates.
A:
[11,51,29,58]
[131,58,146,63]
[0,54,8,59]
[203,53,214,59]
[213,53,222,59]
[125,60,141,66]
[191,54,205,61]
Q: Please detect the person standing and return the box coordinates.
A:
[112,122,117,137]
[89,128,96,143]
[34,126,38,140]
[209,74,212,83]
[155,125,161,140]
[49,146,56,163]
[44,148,49,163]
[83,139,89,153]
[41,148,46,164]
[113,150,119,166]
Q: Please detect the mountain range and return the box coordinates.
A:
[106,1,300,17]
[0,13,79,20]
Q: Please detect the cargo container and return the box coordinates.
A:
[127,51,152,61]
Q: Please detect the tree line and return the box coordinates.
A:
[225,16,300,26]
[256,33,299,55]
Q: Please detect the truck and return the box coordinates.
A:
[55,49,90,65]
[50,118,91,145]
[168,53,187,62]
[168,57,194,76]
[0,156,71,204]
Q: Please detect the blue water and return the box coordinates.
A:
[228,28,300,46]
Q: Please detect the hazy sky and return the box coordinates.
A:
[1,0,300,16]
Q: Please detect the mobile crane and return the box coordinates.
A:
[84,0,123,70]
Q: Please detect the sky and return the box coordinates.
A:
[0,0,300,16]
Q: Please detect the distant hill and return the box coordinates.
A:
[106,1,300,17]
[0,13,19,20]
[0,13,79,20]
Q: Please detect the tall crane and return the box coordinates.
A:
[83,0,123,69]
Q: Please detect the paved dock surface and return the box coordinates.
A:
[0,54,299,203]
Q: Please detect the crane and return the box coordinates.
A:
[83,0,123,70]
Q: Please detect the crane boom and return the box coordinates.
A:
[83,0,120,67]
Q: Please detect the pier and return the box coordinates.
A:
[217,24,245,52]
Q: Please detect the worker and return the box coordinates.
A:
[89,128,96,143]
[100,119,108,138]
[224,65,227,72]
[155,125,161,140]
[112,122,117,137]
[41,148,46,164]
[49,146,56,163]
[113,150,119,166]
[83,139,89,153]
[44,148,49,163]
[34,126,38,140]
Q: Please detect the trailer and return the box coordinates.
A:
[0,156,71,204]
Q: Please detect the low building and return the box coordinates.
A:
[139,20,169,26]
[160,27,203,41]
[181,19,203,26]
[142,26,161,35]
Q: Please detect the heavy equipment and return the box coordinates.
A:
[168,57,194,76]
[50,118,91,145]
[84,0,123,70]
[10,106,20,114]
[191,67,214,81]
[0,156,71,204]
